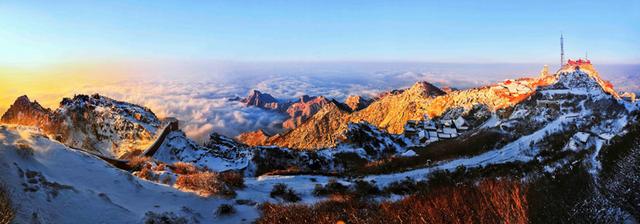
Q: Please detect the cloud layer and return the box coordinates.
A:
[69,70,508,141]
[3,62,638,142]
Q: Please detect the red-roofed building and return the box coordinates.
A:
[567,59,591,66]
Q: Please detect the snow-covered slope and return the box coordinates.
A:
[0,125,258,223]
[154,130,251,172]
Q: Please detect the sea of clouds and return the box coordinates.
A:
[54,62,640,142]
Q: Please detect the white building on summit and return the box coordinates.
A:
[404,116,470,144]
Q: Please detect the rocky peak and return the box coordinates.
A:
[240,90,280,109]
[282,95,333,129]
[1,95,53,127]
[554,61,619,98]
[2,94,162,158]
[271,102,351,149]
[406,81,447,97]
[299,95,313,103]
[14,95,32,106]
[235,129,271,146]
[11,95,47,111]
[205,131,244,149]
[59,94,160,125]
[344,95,373,111]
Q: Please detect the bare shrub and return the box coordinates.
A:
[143,211,187,224]
[0,184,14,224]
[352,180,381,198]
[152,163,166,172]
[270,183,301,202]
[216,204,235,216]
[313,179,348,197]
[383,178,418,195]
[135,166,159,182]
[218,171,244,189]
[381,180,528,224]
[258,179,528,224]
[127,156,150,171]
[174,172,236,197]
[172,162,199,175]
[175,172,224,196]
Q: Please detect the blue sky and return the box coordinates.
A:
[0,0,638,67]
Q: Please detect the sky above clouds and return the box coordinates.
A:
[0,0,639,67]
[0,1,639,140]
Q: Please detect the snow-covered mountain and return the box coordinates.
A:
[1,61,639,223]
[1,94,161,158]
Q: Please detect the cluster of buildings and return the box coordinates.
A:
[494,79,535,97]
[404,116,469,144]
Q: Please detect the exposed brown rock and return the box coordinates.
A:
[344,95,373,112]
[235,129,271,146]
[1,95,54,129]
[270,102,351,150]
[240,90,286,110]
[269,78,550,150]
[282,95,331,129]
[241,66,616,151]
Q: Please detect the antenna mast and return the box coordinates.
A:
[560,33,565,67]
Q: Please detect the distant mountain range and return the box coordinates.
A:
[1,61,639,223]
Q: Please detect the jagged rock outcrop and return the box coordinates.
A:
[348,81,447,134]
[238,90,339,130]
[266,62,628,150]
[340,122,404,156]
[240,90,286,110]
[344,95,373,111]
[1,94,161,158]
[270,103,351,149]
[235,129,271,146]
[154,130,251,171]
[283,95,331,129]
[1,95,54,129]
[268,81,448,150]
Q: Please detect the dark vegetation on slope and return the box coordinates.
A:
[355,130,504,175]
[143,211,188,224]
[598,112,640,219]
[216,204,236,216]
[252,128,507,178]
[258,179,528,224]
[270,183,301,203]
[0,184,14,224]
[257,163,627,223]
[526,164,625,223]
[258,132,634,224]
